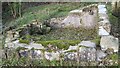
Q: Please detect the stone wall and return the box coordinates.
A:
[98,4,119,52]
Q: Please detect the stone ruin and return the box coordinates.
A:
[3,4,119,65]
[49,4,98,29]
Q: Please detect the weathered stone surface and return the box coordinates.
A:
[6,31,14,38]
[98,4,111,34]
[5,42,14,48]
[105,48,114,55]
[80,12,97,29]
[99,13,109,19]
[44,51,60,61]
[79,47,96,61]
[61,14,82,28]
[64,52,77,61]
[70,9,82,14]
[99,16,108,21]
[68,45,79,50]
[98,5,107,14]
[6,31,15,43]
[96,50,107,61]
[78,41,96,48]
[99,26,109,36]
[7,40,44,50]
[12,40,28,48]
[98,8,107,14]
[98,5,106,8]
[50,17,65,28]
[99,19,110,25]
[98,20,111,33]
[20,50,28,57]
[14,32,19,38]
[103,22,111,33]
[31,50,44,59]
[100,35,119,52]
[28,42,45,50]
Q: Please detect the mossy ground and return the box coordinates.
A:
[31,28,98,40]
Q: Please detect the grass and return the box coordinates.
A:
[36,36,100,50]
[36,40,81,50]
[31,28,98,41]
[108,54,118,60]
[19,39,30,44]
[31,27,99,50]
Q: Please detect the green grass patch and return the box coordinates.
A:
[36,36,100,50]
[108,54,118,60]
[31,28,98,41]
[19,39,30,44]
[91,36,101,46]
[36,40,81,50]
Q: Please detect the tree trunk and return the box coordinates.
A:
[8,2,15,18]
[19,2,22,17]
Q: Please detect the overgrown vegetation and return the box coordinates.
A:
[19,39,30,44]
[36,36,100,50]
[19,34,31,44]
[31,28,98,41]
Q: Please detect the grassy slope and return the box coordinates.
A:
[8,3,92,29]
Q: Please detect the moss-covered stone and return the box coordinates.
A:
[36,40,81,50]
[19,39,30,44]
